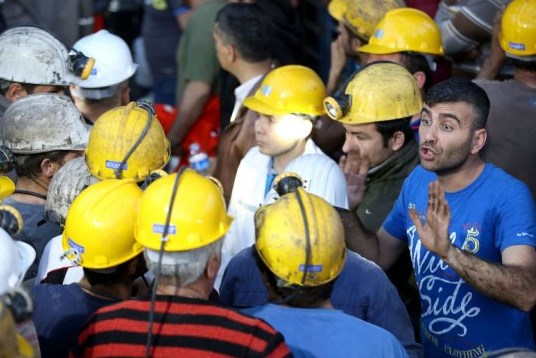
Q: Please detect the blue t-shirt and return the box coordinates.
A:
[32,283,119,358]
[243,304,407,358]
[220,247,422,357]
[384,163,536,357]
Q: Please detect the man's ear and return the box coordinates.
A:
[40,158,61,179]
[412,71,427,90]
[297,119,313,140]
[205,253,221,281]
[5,83,28,102]
[471,128,487,154]
[390,131,406,151]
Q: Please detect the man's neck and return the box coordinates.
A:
[157,281,211,300]
[436,156,486,192]
[234,59,273,85]
[79,276,133,301]
[11,176,49,204]
[514,67,536,89]
[273,141,307,173]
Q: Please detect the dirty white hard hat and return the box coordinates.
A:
[45,156,99,226]
[0,93,89,154]
[0,26,87,86]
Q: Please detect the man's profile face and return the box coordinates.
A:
[342,122,395,168]
[418,101,476,175]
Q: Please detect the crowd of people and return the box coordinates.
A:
[0,0,535,357]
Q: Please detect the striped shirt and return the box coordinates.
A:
[71,295,292,357]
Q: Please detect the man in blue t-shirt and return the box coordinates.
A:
[244,187,407,357]
[342,78,536,357]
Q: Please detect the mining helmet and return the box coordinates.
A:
[500,0,536,57]
[255,187,346,287]
[0,26,94,85]
[359,8,444,56]
[62,179,144,270]
[324,62,422,124]
[243,65,326,117]
[85,101,170,181]
[135,169,233,252]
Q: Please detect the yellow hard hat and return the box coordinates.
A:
[500,0,536,57]
[345,0,405,40]
[62,179,144,270]
[0,176,15,200]
[243,65,326,117]
[135,169,233,252]
[327,0,346,21]
[359,8,444,55]
[0,299,33,358]
[255,187,346,287]
[85,101,170,182]
[324,62,422,124]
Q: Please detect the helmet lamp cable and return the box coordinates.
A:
[145,166,186,358]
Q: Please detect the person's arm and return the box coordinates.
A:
[475,9,506,80]
[167,80,211,147]
[326,35,347,95]
[409,181,536,312]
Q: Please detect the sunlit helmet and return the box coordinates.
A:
[243,65,326,116]
[324,62,422,124]
[255,187,346,287]
[500,0,536,57]
[62,179,143,270]
[135,169,233,252]
[359,8,444,55]
[85,101,170,181]
[0,93,88,154]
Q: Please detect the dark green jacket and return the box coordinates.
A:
[356,141,419,233]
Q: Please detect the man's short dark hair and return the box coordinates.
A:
[214,3,272,63]
[375,116,414,147]
[15,150,72,179]
[400,52,433,91]
[253,248,335,307]
[512,58,536,72]
[425,78,490,130]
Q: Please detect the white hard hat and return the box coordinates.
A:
[264,153,349,208]
[0,93,89,154]
[72,30,138,92]
[0,228,36,294]
[0,26,90,86]
[45,156,99,226]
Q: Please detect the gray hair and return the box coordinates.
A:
[144,238,223,287]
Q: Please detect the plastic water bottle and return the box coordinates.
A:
[188,142,210,175]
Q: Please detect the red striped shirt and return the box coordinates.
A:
[72,295,292,357]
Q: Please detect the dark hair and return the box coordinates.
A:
[425,78,490,130]
[214,3,272,63]
[14,150,73,179]
[400,52,433,91]
[512,58,536,72]
[253,248,335,307]
[375,116,414,147]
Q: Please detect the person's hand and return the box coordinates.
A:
[409,181,452,259]
[339,151,369,210]
[330,35,346,78]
